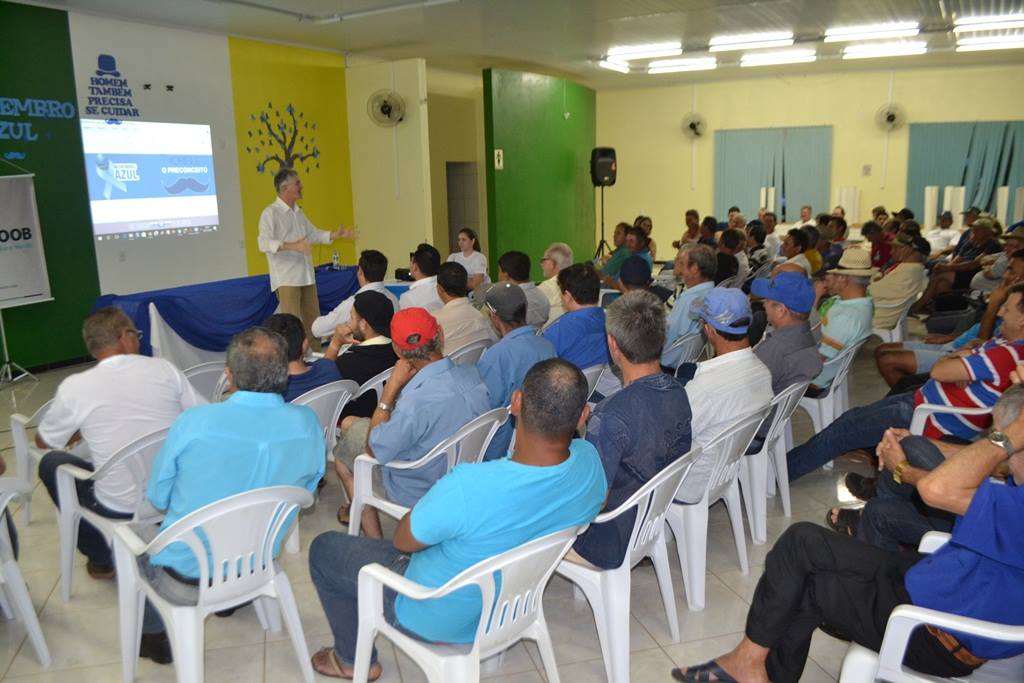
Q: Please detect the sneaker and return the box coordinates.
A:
[844,472,877,501]
[86,561,115,580]
[139,632,173,664]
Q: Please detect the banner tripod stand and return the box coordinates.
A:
[0,310,35,387]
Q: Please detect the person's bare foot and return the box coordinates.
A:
[311,647,382,680]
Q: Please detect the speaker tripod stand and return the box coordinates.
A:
[593,185,612,260]
[0,310,35,387]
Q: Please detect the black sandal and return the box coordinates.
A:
[826,507,861,537]
[671,660,739,682]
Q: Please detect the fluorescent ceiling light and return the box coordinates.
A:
[606,41,683,60]
[956,35,1024,51]
[740,49,817,67]
[708,31,793,52]
[954,13,1024,26]
[598,59,631,74]
[823,21,919,42]
[647,57,717,74]
[953,20,1024,32]
[842,41,928,59]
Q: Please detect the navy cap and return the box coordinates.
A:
[619,255,653,286]
[750,272,815,314]
[690,287,751,334]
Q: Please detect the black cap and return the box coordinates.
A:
[352,290,395,337]
[619,255,653,286]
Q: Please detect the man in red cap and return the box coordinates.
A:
[334,307,490,538]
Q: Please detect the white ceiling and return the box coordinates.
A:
[20,0,1024,87]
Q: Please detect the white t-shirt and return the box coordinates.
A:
[925,227,963,253]
[784,253,813,276]
[764,231,782,257]
[447,251,491,285]
[399,276,443,312]
[311,281,400,338]
[38,354,204,512]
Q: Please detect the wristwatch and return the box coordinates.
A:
[892,460,910,485]
[987,430,1015,456]
[376,401,394,413]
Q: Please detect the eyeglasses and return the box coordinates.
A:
[126,329,144,340]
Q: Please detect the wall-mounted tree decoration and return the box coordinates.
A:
[245,101,320,174]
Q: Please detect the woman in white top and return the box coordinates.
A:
[447,228,490,291]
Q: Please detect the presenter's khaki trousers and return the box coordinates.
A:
[276,284,322,351]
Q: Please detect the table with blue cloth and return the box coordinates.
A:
[95,266,410,368]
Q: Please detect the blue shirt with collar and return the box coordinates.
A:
[282,358,342,402]
[661,281,714,367]
[542,306,609,370]
[476,325,556,460]
[146,391,325,578]
[369,357,491,507]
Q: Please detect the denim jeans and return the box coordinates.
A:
[309,532,410,666]
[857,436,955,551]
[38,451,132,565]
[787,393,916,482]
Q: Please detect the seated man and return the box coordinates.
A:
[496,250,550,327]
[924,210,961,254]
[324,290,398,419]
[398,243,443,312]
[802,225,823,274]
[311,249,398,339]
[671,405,1024,683]
[537,242,573,327]
[787,282,1024,481]
[862,220,892,270]
[308,359,607,680]
[773,228,812,276]
[913,217,1001,313]
[137,326,326,662]
[661,243,716,368]
[970,228,1024,295]
[810,248,876,390]
[598,222,630,279]
[746,223,772,276]
[432,262,497,355]
[37,308,202,580]
[478,283,556,460]
[543,262,609,370]
[572,291,693,568]
[867,233,929,330]
[714,229,741,284]
[619,255,673,303]
[264,313,342,401]
[334,308,490,538]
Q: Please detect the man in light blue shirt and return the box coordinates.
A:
[477,282,556,460]
[140,326,325,664]
[662,243,717,368]
[543,262,610,369]
[812,248,876,388]
[308,358,606,680]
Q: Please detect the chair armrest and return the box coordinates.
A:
[0,480,33,497]
[370,445,448,472]
[111,523,151,558]
[909,404,991,435]
[358,562,453,602]
[917,531,951,554]
[56,463,94,483]
[10,413,31,430]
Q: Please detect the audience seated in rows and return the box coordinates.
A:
[399,243,443,312]
[867,233,929,330]
[334,308,490,538]
[307,359,607,680]
[311,249,398,339]
[496,250,550,327]
[662,243,716,368]
[433,261,497,355]
[537,242,573,326]
[478,283,556,461]
[542,262,610,370]
[810,248,876,390]
[264,313,342,401]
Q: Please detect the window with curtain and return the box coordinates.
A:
[713,126,832,221]
[906,121,1024,222]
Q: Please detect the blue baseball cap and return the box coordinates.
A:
[750,272,815,314]
[690,287,751,334]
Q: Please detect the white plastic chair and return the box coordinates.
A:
[872,295,919,344]
[348,407,509,535]
[55,427,169,602]
[182,361,229,402]
[354,525,582,683]
[0,481,51,667]
[665,331,707,371]
[797,337,869,435]
[909,404,992,436]
[666,407,771,612]
[556,449,699,683]
[581,364,607,400]
[112,486,315,683]
[738,381,811,545]
[353,367,394,405]
[838,532,1024,682]
[291,380,360,458]
[10,399,54,525]
[447,339,493,366]
[716,274,742,288]
[599,288,622,308]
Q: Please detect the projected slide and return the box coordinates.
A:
[80,119,220,240]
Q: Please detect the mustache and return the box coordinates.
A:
[163,177,209,194]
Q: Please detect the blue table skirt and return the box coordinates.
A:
[95,266,368,356]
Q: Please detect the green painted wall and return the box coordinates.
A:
[483,69,596,281]
[0,3,98,367]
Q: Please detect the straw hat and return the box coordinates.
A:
[827,248,878,277]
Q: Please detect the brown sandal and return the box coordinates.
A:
[311,647,381,681]
[336,503,351,527]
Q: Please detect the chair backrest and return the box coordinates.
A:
[0,482,30,563]
[353,367,394,404]
[92,427,170,521]
[702,408,772,498]
[144,486,313,609]
[183,361,229,402]
[873,294,919,332]
[581,364,606,399]
[598,448,700,570]
[830,337,868,390]
[599,288,621,308]
[716,274,742,288]
[665,332,706,369]
[448,339,493,366]
[909,403,992,436]
[391,406,510,472]
[10,399,53,458]
[291,380,360,452]
[762,381,811,447]
[747,260,773,283]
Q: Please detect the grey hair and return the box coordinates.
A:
[273,168,299,193]
[994,384,1024,430]
[544,243,573,270]
[226,327,289,393]
[399,330,442,362]
[82,307,135,355]
[847,275,872,288]
[678,243,717,280]
[605,291,666,363]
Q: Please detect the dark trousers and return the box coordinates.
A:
[38,451,131,565]
[747,523,975,682]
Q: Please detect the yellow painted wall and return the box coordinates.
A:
[597,64,1024,251]
[228,37,355,274]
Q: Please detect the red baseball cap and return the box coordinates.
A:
[391,308,439,351]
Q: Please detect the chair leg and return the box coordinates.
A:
[723,483,749,575]
[595,570,633,683]
[166,610,205,683]
[737,458,754,541]
[650,536,680,642]
[16,449,31,527]
[671,501,709,612]
[531,611,562,683]
[772,438,792,518]
[254,595,282,633]
[351,625,378,683]
[741,452,769,545]
[284,522,300,555]
[274,573,315,683]
[58,509,80,602]
[1,559,50,667]
[0,581,13,620]
[347,494,364,537]
[113,534,144,682]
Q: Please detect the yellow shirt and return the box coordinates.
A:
[805,248,822,274]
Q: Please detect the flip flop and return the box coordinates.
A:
[336,503,350,527]
[825,507,861,537]
[310,647,382,681]
[671,660,739,682]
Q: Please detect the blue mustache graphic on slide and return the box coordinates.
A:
[163,177,210,194]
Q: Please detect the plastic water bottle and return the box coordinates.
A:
[331,250,340,270]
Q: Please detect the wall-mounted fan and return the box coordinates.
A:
[875,103,907,131]
[682,112,706,138]
[367,89,406,127]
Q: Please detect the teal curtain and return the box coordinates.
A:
[781,126,832,222]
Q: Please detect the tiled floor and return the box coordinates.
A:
[0,335,894,682]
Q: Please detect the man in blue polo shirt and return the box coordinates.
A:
[543,261,609,370]
[478,282,556,460]
[308,359,607,680]
[263,313,342,401]
[662,243,716,369]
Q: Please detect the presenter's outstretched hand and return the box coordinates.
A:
[332,224,358,241]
